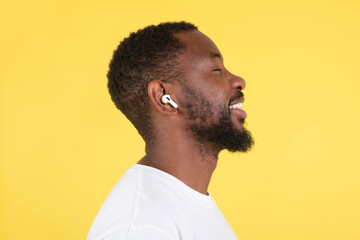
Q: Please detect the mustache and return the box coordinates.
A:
[229,91,244,104]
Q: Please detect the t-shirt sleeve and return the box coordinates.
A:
[99,225,177,240]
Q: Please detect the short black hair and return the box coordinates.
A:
[107,21,197,141]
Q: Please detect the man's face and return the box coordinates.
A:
[175,30,254,152]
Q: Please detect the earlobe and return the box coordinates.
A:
[148,80,178,114]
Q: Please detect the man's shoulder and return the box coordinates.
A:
[92,165,176,219]
[87,165,181,240]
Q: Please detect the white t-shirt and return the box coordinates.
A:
[87,164,238,240]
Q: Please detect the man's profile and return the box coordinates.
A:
[87,21,254,240]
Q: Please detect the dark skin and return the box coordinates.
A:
[138,30,246,195]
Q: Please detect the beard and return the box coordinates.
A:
[182,85,254,153]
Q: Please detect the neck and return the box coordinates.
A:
[137,133,220,195]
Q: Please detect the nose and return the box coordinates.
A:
[229,73,246,90]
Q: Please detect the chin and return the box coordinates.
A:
[233,118,245,130]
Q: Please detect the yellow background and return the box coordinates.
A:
[1,0,359,239]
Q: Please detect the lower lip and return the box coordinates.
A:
[230,108,247,119]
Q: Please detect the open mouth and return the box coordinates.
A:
[229,97,247,119]
[229,95,244,109]
[229,102,243,109]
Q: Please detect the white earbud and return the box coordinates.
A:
[161,94,178,109]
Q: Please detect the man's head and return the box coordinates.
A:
[107,22,197,140]
[108,22,254,152]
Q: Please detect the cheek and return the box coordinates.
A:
[208,89,228,110]
[181,83,227,123]
[201,76,229,101]
[209,90,219,99]
[184,96,219,124]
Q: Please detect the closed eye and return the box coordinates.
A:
[213,68,222,72]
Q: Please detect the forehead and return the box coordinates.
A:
[174,30,222,61]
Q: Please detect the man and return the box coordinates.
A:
[87,21,254,240]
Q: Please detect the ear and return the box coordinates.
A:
[148,80,178,115]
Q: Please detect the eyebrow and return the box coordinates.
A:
[209,51,223,61]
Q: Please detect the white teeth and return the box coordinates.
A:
[230,103,243,109]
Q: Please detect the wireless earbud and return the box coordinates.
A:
[161,94,178,109]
